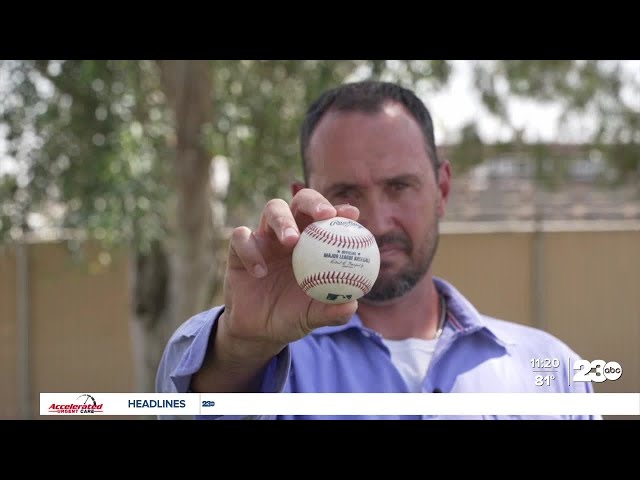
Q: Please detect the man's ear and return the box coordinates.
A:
[291,181,305,197]
[437,159,452,218]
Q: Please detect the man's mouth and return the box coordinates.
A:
[379,245,403,253]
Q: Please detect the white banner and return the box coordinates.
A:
[40,392,640,416]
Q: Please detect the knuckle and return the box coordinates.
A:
[272,213,293,230]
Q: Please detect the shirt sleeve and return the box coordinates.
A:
[155,306,291,420]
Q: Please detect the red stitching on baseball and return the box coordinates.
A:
[305,224,375,250]
[300,271,373,293]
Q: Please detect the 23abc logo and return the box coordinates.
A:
[573,360,623,383]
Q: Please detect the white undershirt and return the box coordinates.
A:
[382,337,438,392]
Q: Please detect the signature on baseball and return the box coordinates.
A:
[330,259,365,269]
[326,249,371,269]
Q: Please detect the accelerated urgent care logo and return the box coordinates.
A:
[48,394,104,414]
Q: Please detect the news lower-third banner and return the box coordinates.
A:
[40,392,640,416]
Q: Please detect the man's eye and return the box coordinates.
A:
[335,189,355,198]
[390,182,409,191]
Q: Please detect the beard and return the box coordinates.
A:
[363,220,440,303]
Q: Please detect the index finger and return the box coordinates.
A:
[290,188,337,225]
[257,198,301,248]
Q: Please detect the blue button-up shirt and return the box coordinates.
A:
[156,277,599,419]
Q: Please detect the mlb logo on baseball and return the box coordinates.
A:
[292,217,381,304]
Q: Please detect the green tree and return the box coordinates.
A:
[0,60,452,395]
[0,60,216,393]
[468,60,640,185]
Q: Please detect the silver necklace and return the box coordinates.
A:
[434,292,447,340]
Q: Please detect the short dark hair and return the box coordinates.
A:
[299,80,440,185]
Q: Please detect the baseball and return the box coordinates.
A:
[292,216,381,304]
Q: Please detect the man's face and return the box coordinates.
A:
[303,103,450,303]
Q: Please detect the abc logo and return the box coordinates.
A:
[573,360,623,383]
[602,362,623,380]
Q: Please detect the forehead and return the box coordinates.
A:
[306,103,432,188]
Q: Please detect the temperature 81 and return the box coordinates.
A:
[535,374,555,386]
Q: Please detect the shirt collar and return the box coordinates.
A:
[435,277,516,347]
[310,277,516,347]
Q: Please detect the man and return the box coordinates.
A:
[156,80,599,419]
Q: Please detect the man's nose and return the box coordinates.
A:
[358,197,396,238]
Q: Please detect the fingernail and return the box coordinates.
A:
[254,264,267,278]
[283,227,298,240]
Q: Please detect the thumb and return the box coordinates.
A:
[306,300,359,331]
